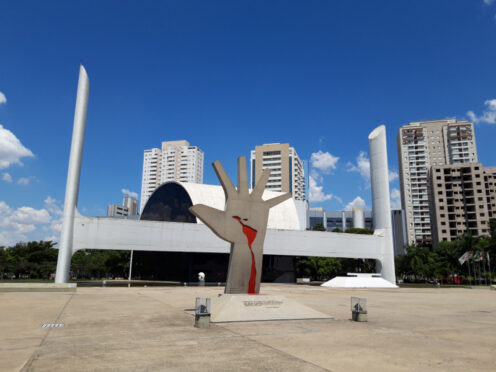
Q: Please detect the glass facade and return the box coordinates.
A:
[140,182,196,223]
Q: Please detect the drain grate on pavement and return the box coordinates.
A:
[41,323,64,328]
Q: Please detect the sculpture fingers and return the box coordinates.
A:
[264,192,292,209]
[212,160,236,199]
[237,156,248,195]
[251,168,271,200]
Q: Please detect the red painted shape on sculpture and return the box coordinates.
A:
[233,216,258,294]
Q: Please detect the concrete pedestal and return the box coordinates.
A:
[210,294,331,323]
[352,311,368,322]
[194,314,210,328]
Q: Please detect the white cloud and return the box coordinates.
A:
[390,188,402,210]
[0,202,49,246]
[0,201,12,216]
[345,196,367,211]
[388,170,399,182]
[0,124,34,170]
[43,235,59,242]
[0,198,63,246]
[10,207,51,224]
[44,196,63,216]
[310,169,322,182]
[483,0,495,5]
[310,151,339,173]
[467,99,496,124]
[348,151,399,185]
[122,188,139,199]
[44,197,63,244]
[308,176,333,202]
[2,172,12,183]
[17,177,32,185]
[0,92,6,105]
[347,151,370,180]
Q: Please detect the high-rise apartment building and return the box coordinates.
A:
[397,119,478,245]
[107,195,139,217]
[123,195,139,216]
[430,163,496,243]
[250,143,305,200]
[140,140,204,212]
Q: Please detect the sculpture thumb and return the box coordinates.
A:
[189,204,230,242]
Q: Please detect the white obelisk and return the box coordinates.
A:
[369,125,396,285]
[55,65,89,283]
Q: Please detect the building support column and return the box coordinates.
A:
[369,125,396,285]
[55,65,90,283]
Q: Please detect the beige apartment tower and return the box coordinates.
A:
[430,163,496,243]
[397,119,478,245]
[250,143,305,200]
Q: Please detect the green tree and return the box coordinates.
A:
[311,223,326,232]
[344,227,374,235]
[0,247,10,279]
[4,241,58,279]
[395,244,440,282]
[433,240,463,279]
[296,256,342,280]
[71,250,130,279]
[297,226,375,280]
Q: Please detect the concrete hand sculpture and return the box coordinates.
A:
[189,156,291,294]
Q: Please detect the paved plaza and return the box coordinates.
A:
[1,284,495,371]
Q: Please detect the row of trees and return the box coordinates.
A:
[296,224,376,280]
[0,241,130,280]
[298,221,496,283]
[395,221,496,283]
[2,219,495,283]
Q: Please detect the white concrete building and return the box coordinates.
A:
[250,143,306,201]
[55,66,397,286]
[140,140,204,212]
[397,119,478,245]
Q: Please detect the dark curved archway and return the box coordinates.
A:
[140,182,196,223]
[135,182,230,282]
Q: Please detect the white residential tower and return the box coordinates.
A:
[140,140,204,212]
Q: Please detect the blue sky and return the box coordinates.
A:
[1,0,496,245]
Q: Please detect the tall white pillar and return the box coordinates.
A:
[352,208,365,228]
[55,65,90,283]
[368,125,396,284]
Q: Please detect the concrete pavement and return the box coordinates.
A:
[1,284,495,371]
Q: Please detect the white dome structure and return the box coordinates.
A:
[141,181,302,230]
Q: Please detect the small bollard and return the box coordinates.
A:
[351,297,367,322]
[194,297,211,328]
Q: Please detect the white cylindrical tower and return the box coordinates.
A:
[341,211,346,230]
[368,125,396,285]
[352,208,365,229]
[55,65,90,283]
